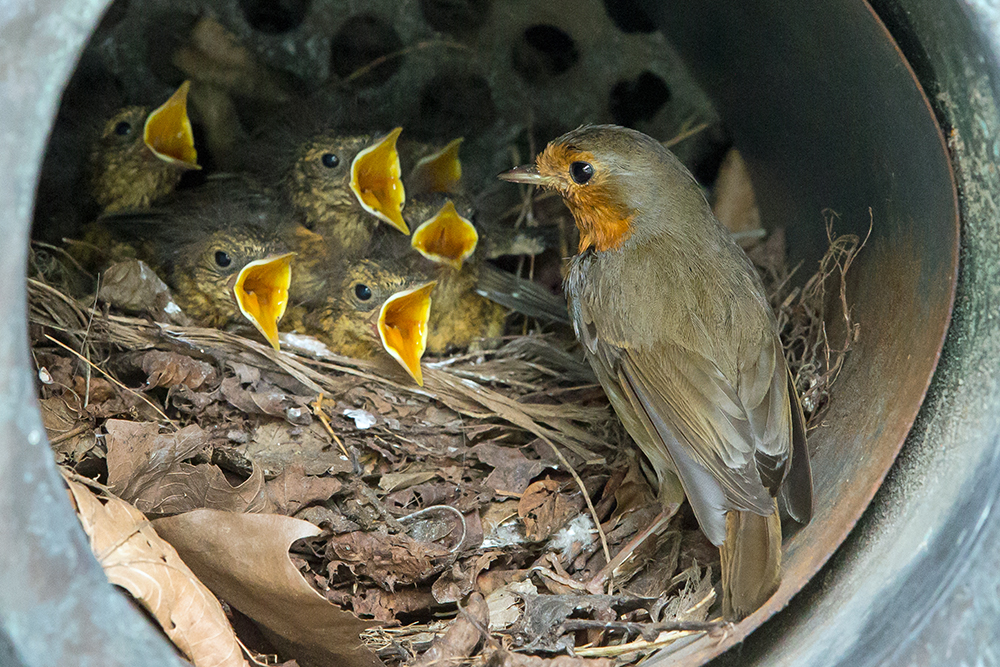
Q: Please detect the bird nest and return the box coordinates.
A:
[28,202,863,667]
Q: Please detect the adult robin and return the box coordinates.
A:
[98,176,295,351]
[284,259,435,385]
[499,125,813,621]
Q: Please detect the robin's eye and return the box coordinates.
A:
[570,161,594,185]
[354,283,372,301]
[114,121,132,136]
[321,152,340,168]
[215,251,232,268]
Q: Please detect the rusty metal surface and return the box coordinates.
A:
[0,0,185,664]
[639,1,960,664]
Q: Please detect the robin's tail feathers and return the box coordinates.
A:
[720,501,782,621]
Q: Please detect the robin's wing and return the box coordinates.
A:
[572,291,782,547]
[476,264,569,323]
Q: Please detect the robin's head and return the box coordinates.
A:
[320,260,435,385]
[103,178,294,350]
[88,81,200,212]
[499,124,704,253]
[285,128,408,234]
[171,226,294,351]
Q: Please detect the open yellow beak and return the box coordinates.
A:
[143,80,200,170]
[350,127,408,234]
[233,253,295,351]
[377,281,435,386]
[410,200,479,270]
[408,137,463,195]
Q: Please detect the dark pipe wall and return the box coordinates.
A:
[641,0,1000,665]
[0,1,183,665]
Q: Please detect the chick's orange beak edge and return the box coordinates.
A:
[144,80,200,170]
[408,137,463,195]
[410,200,478,270]
[351,127,408,234]
[233,253,295,351]
[378,281,436,386]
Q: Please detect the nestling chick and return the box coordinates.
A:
[98,176,295,350]
[87,81,200,213]
[286,259,435,385]
[237,124,408,254]
[500,124,813,621]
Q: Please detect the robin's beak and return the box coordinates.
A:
[350,127,408,234]
[143,80,200,170]
[407,137,463,195]
[233,253,295,351]
[410,200,478,270]
[497,164,556,187]
[377,281,435,386]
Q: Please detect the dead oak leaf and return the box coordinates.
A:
[517,478,583,542]
[142,350,219,391]
[325,530,451,591]
[65,478,248,667]
[152,509,381,667]
[106,420,269,515]
[472,443,550,497]
[266,463,343,515]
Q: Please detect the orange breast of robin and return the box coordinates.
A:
[537,144,634,253]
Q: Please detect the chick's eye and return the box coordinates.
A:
[214,251,232,268]
[569,161,594,185]
[354,283,372,301]
[114,121,132,136]
[321,152,340,168]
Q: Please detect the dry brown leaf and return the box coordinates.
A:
[351,587,438,622]
[105,419,270,515]
[105,420,209,490]
[377,470,439,493]
[266,463,343,515]
[518,479,583,542]
[152,509,381,667]
[432,552,498,604]
[409,593,488,667]
[65,478,248,667]
[473,443,549,497]
[247,420,353,477]
[142,350,219,391]
[98,259,190,325]
[484,650,614,667]
[326,530,451,590]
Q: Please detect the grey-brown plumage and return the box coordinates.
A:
[500,124,812,621]
[97,175,295,339]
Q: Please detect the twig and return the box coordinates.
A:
[664,121,711,148]
[44,335,177,430]
[47,423,91,446]
[585,505,677,594]
[311,393,350,458]
[537,434,612,591]
[559,618,723,641]
[344,40,471,83]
